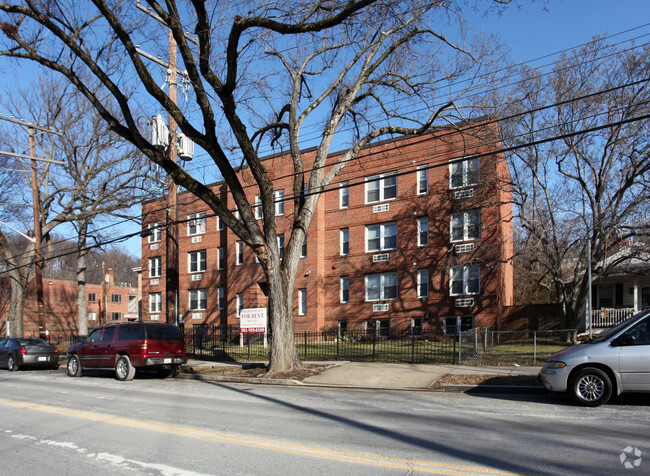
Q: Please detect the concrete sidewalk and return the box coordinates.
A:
[179,360,544,393]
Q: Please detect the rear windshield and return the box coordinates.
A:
[144,324,182,342]
[18,339,48,346]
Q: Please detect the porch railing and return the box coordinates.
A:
[591,308,635,328]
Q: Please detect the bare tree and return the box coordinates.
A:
[0,0,508,372]
[0,76,149,336]
[500,38,650,329]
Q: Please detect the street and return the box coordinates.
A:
[0,369,649,475]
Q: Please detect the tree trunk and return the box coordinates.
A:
[7,277,27,337]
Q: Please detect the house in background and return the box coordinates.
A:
[0,268,139,338]
[141,120,514,337]
[590,245,650,328]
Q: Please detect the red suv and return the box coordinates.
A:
[66,322,187,381]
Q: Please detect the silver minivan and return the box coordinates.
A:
[540,310,650,406]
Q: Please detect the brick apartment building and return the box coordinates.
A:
[141,121,513,337]
[0,269,139,337]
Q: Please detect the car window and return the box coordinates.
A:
[118,324,144,341]
[101,327,116,342]
[0,339,6,348]
[144,324,182,342]
[87,329,102,343]
[623,317,650,345]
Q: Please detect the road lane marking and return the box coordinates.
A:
[0,397,527,475]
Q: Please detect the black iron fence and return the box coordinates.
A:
[184,328,459,364]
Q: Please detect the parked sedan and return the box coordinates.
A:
[0,338,59,371]
[540,310,650,406]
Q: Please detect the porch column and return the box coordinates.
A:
[633,279,639,312]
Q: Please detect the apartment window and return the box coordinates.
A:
[444,315,474,335]
[340,276,350,303]
[277,234,285,259]
[236,293,244,317]
[254,195,263,220]
[298,288,307,316]
[218,247,225,270]
[450,265,480,295]
[149,257,161,278]
[417,166,429,194]
[111,294,121,303]
[236,241,244,265]
[187,212,207,235]
[365,272,398,301]
[450,156,479,189]
[412,317,423,337]
[148,222,162,242]
[340,228,350,255]
[111,312,121,321]
[417,269,429,298]
[338,320,348,338]
[216,215,224,231]
[366,222,397,252]
[149,292,162,313]
[365,173,397,203]
[87,292,96,303]
[218,287,225,310]
[188,250,207,273]
[301,234,307,258]
[274,190,285,216]
[189,289,207,311]
[417,217,429,247]
[451,210,480,242]
[88,311,97,321]
[340,181,349,208]
[366,319,390,337]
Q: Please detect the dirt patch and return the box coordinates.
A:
[181,363,332,381]
[436,374,541,386]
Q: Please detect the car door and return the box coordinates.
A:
[0,338,9,367]
[95,326,117,367]
[77,328,104,367]
[617,316,650,391]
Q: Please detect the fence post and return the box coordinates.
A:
[533,331,537,365]
[336,331,340,360]
[411,328,415,364]
[372,331,376,362]
[247,333,251,360]
[304,331,308,361]
[458,332,462,364]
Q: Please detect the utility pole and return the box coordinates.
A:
[0,114,62,338]
[166,28,179,326]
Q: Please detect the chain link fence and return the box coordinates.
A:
[458,328,575,365]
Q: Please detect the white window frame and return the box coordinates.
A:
[417,217,429,247]
[450,210,481,242]
[277,234,285,259]
[148,222,162,242]
[149,292,162,313]
[298,288,307,316]
[365,173,397,204]
[274,189,285,216]
[417,166,429,195]
[218,287,225,310]
[218,247,225,270]
[340,181,349,208]
[189,289,207,311]
[301,234,307,258]
[366,222,397,252]
[254,195,263,220]
[236,241,244,265]
[149,257,161,278]
[417,269,429,298]
[236,293,244,317]
[187,212,207,236]
[88,311,97,321]
[365,272,398,302]
[340,228,349,255]
[340,276,350,303]
[188,250,207,273]
[450,265,481,296]
[216,215,224,231]
[449,156,480,189]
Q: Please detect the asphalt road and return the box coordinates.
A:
[1,368,649,475]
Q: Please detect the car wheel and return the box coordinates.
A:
[115,355,136,381]
[571,367,612,407]
[67,354,83,377]
[7,355,19,371]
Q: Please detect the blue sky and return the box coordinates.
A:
[2,1,649,259]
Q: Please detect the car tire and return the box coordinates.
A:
[115,355,136,381]
[67,354,83,377]
[7,355,19,371]
[570,367,612,407]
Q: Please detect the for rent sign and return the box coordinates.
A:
[240,308,267,333]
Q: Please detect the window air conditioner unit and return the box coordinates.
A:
[455,189,474,199]
[455,243,475,254]
[192,313,202,320]
[150,279,159,285]
[372,253,389,262]
[192,274,203,281]
[373,203,390,213]
[373,303,389,312]
[150,243,159,250]
[455,298,474,308]
[191,236,202,243]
